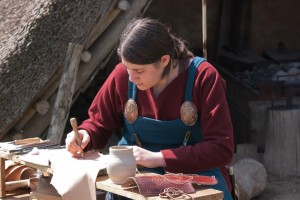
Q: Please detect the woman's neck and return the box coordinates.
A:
[153,62,179,98]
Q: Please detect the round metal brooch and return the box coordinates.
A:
[180,101,198,126]
[124,98,138,124]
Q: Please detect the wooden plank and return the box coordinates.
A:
[47,43,83,144]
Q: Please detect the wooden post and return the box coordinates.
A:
[202,0,207,59]
[0,158,6,197]
[47,43,83,144]
[264,107,300,177]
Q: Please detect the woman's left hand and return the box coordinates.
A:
[131,146,166,168]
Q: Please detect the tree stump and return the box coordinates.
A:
[264,106,300,177]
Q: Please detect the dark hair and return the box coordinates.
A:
[117,18,193,78]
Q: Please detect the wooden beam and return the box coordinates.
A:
[202,0,207,59]
[0,158,6,198]
[47,43,83,144]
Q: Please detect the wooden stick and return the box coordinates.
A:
[14,137,41,145]
[70,118,84,157]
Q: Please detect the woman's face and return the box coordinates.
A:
[122,58,165,91]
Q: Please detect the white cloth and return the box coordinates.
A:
[49,149,107,200]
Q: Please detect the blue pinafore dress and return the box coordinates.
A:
[119,57,232,200]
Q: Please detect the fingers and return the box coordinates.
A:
[65,133,77,154]
[131,146,165,168]
[65,130,88,156]
[131,146,146,164]
[80,130,90,149]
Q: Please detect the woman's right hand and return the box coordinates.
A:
[65,129,90,157]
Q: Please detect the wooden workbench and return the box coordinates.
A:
[0,150,223,200]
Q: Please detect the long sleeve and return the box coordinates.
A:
[78,64,129,150]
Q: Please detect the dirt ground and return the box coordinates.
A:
[251,174,300,200]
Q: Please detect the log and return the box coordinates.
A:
[80,50,92,63]
[47,43,83,144]
[118,0,131,11]
[264,106,300,177]
[34,100,50,116]
[233,158,267,200]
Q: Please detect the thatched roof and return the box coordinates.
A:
[0,0,151,141]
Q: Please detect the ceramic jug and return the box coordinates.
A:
[106,146,136,184]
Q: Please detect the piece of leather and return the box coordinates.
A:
[50,149,106,200]
[122,175,195,197]
[164,173,218,185]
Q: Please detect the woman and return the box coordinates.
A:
[66,17,234,200]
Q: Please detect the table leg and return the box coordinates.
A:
[0,157,6,197]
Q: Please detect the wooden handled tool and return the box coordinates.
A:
[70,117,84,157]
[14,137,41,145]
[5,178,39,191]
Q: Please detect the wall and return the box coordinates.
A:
[250,0,300,54]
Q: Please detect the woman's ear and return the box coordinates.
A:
[160,55,170,68]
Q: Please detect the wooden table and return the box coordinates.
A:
[0,150,223,200]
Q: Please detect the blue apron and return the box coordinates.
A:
[119,57,232,200]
